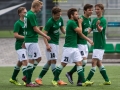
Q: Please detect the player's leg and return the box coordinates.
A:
[32,43,42,71]
[35,44,56,85]
[86,49,99,81]
[77,45,88,84]
[20,49,28,85]
[73,48,93,86]
[35,61,51,85]
[66,45,88,84]
[52,62,67,86]
[9,61,22,85]
[25,43,39,87]
[52,47,70,86]
[96,50,111,85]
[65,65,76,84]
[82,45,88,72]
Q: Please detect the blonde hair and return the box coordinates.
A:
[32,0,43,8]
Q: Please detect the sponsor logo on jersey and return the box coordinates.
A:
[54,30,59,34]
[84,27,90,32]
[59,22,61,26]
[93,28,99,32]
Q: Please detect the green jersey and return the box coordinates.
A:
[77,15,91,44]
[24,10,38,43]
[91,16,106,49]
[64,20,78,48]
[44,17,64,45]
[13,20,24,50]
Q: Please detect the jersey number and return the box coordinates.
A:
[34,52,37,57]
[80,51,84,56]
[64,57,68,62]
[50,53,55,58]
[22,54,25,58]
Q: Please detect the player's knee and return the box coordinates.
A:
[51,60,56,64]
[97,60,102,67]
[98,65,105,71]
[82,60,87,66]
[36,57,41,62]
[92,59,97,66]
[22,60,27,66]
[61,62,67,67]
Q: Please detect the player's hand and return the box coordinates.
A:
[46,45,52,52]
[39,26,43,31]
[96,20,100,25]
[88,39,94,46]
[22,42,26,49]
[78,18,83,24]
[45,36,51,41]
[88,28,92,34]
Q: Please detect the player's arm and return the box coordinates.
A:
[43,31,51,51]
[96,20,104,32]
[75,19,94,45]
[42,20,53,51]
[39,26,43,31]
[60,17,65,34]
[88,20,94,34]
[13,23,24,39]
[14,33,24,39]
[60,26,65,34]
[88,28,92,34]
[29,14,50,40]
[33,26,50,40]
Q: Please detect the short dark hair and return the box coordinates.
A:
[95,4,104,10]
[67,8,78,19]
[84,4,93,11]
[17,7,26,15]
[52,7,61,14]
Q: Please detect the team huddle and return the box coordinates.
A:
[9,0,111,87]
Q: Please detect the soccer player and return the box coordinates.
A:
[86,4,111,85]
[52,8,94,86]
[65,4,93,85]
[9,7,27,86]
[35,7,67,85]
[23,0,50,87]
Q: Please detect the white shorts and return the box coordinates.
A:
[25,43,41,59]
[46,44,59,61]
[78,44,88,58]
[16,49,27,61]
[92,49,104,60]
[61,47,82,63]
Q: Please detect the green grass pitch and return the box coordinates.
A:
[0,66,120,90]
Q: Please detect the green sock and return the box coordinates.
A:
[86,67,96,81]
[54,65,63,81]
[33,60,38,71]
[99,66,109,82]
[26,63,34,84]
[39,63,50,78]
[51,64,60,81]
[12,66,20,80]
[82,60,87,72]
[77,60,87,83]
[22,66,27,76]
[77,66,85,83]
[69,65,77,74]
[51,64,56,76]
